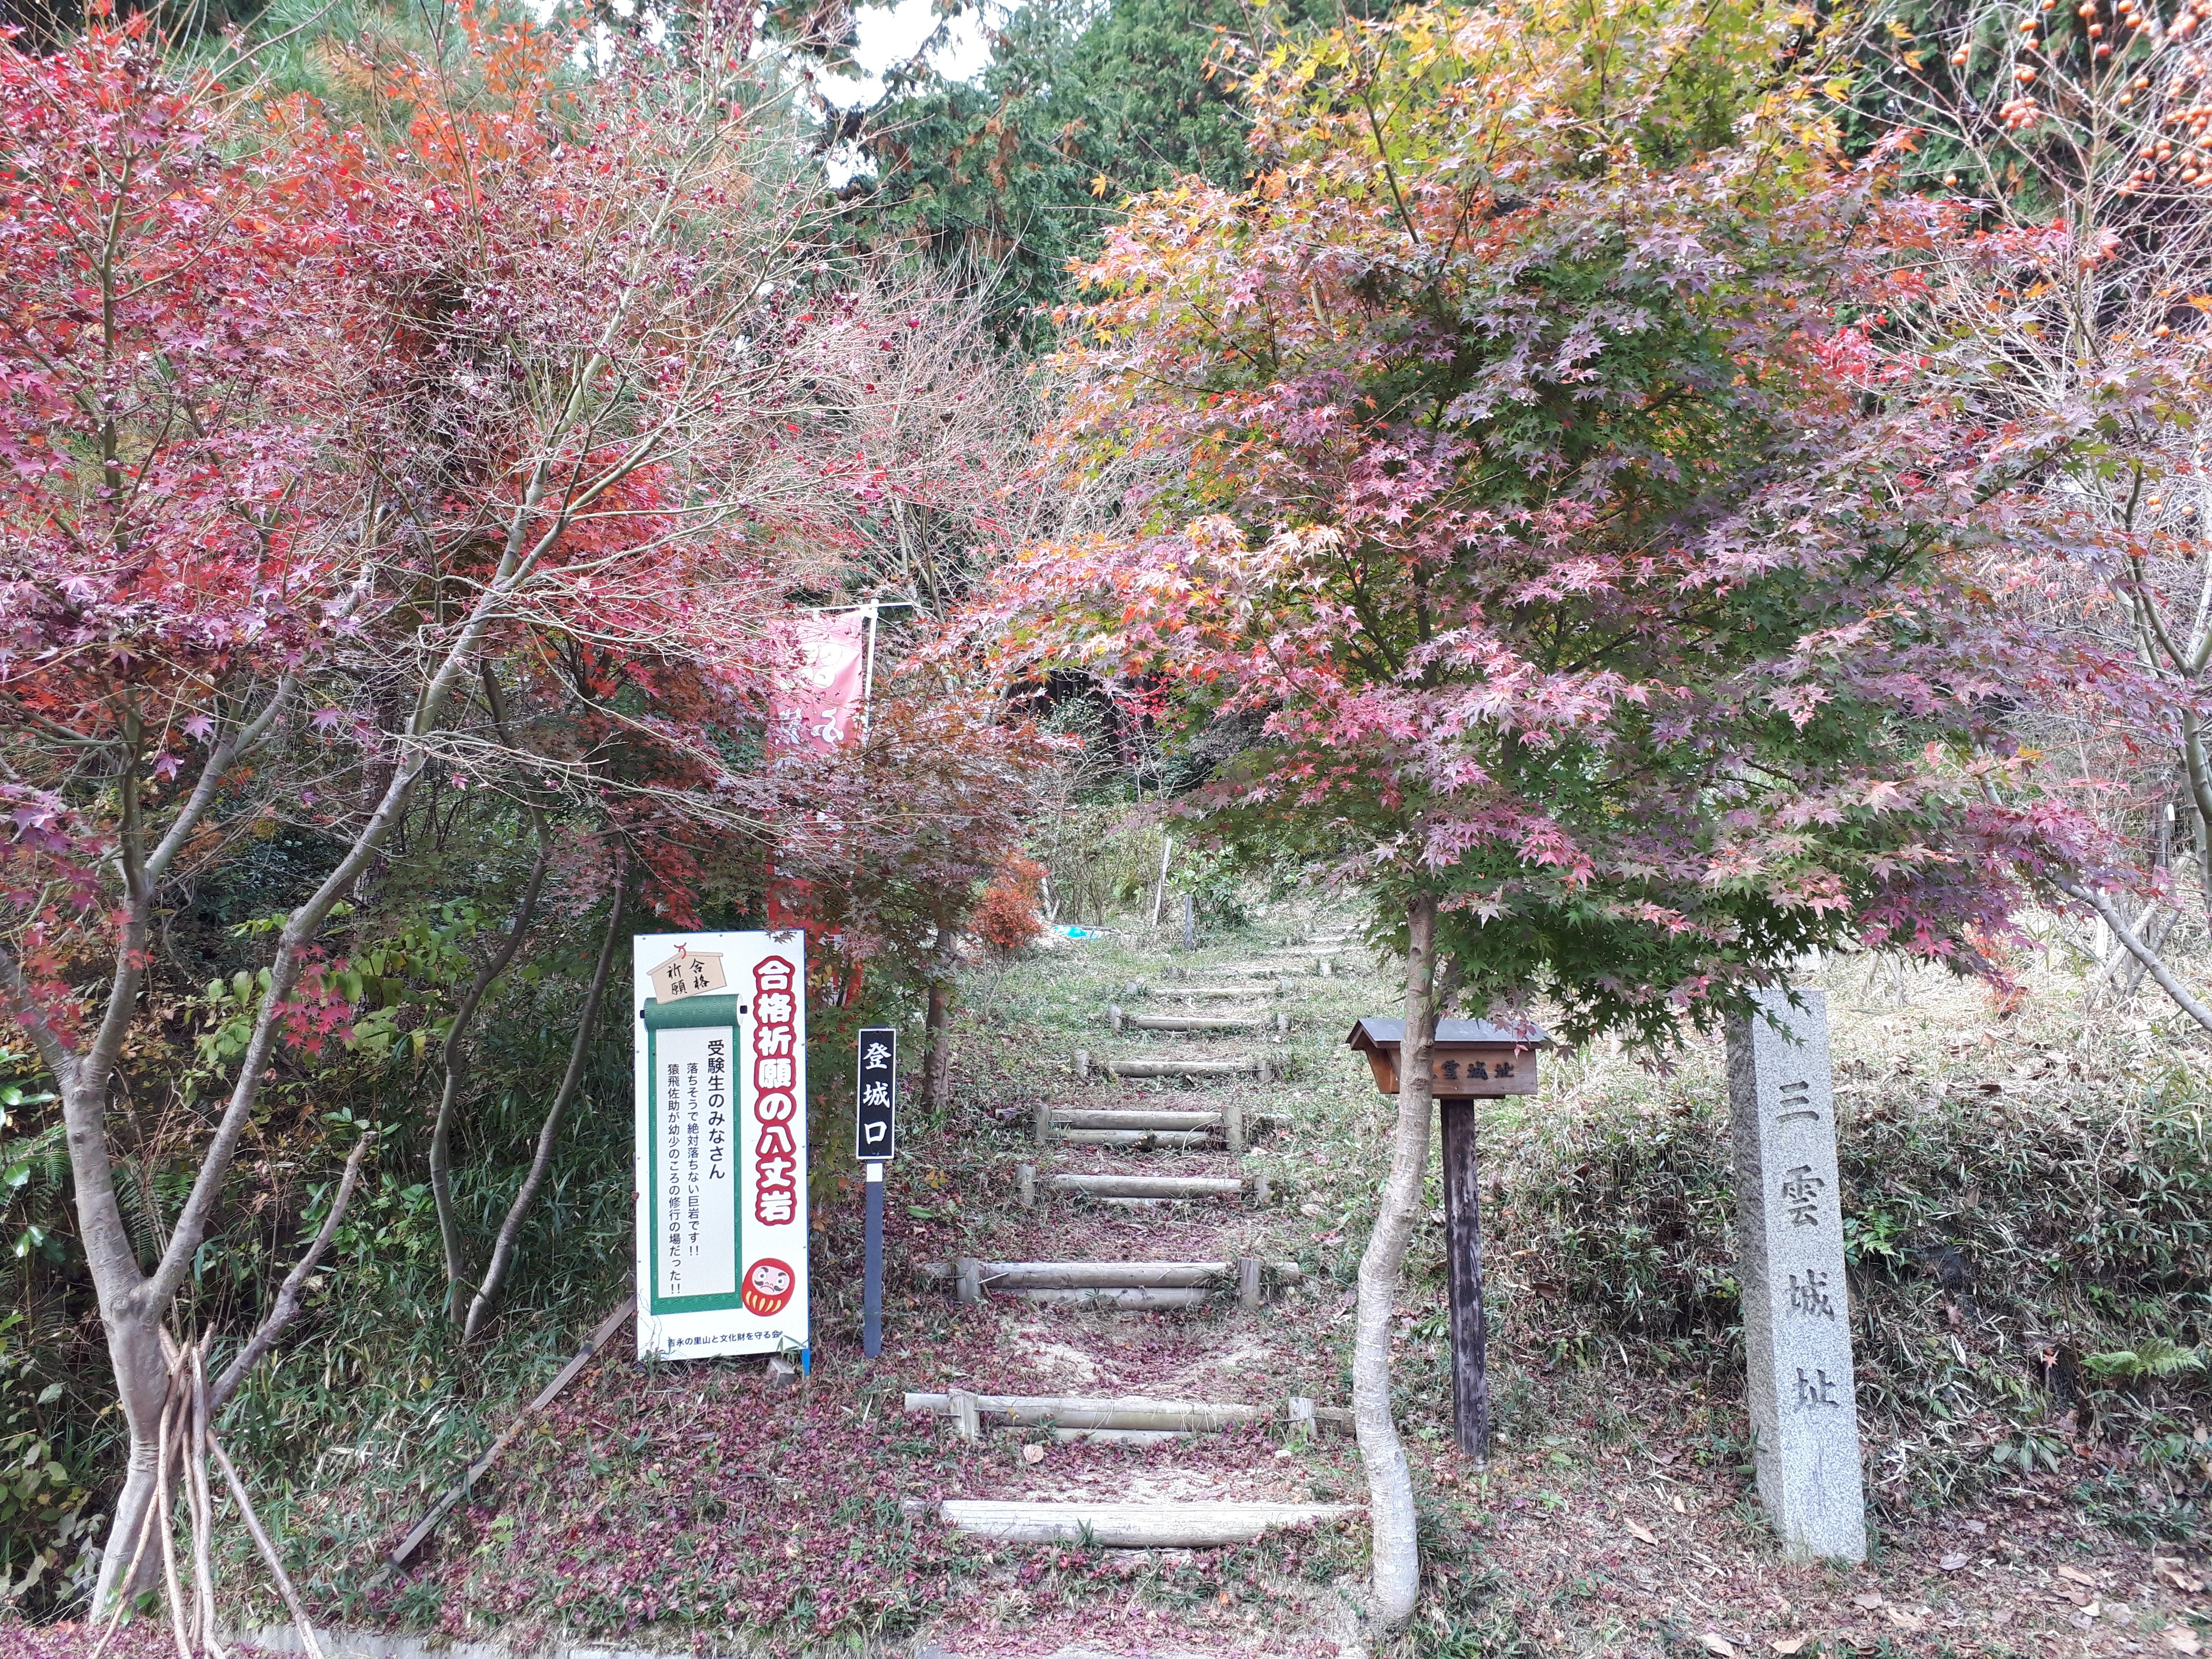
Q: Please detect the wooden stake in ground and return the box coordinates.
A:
[385,1298,635,1571]
[1726,987,1866,1562]
[210,1436,326,1659]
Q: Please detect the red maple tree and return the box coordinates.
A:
[0,13,1026,1618]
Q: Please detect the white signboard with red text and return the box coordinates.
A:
[633,931,809,1360]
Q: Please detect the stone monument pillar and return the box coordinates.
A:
[1726,987,1866,1563]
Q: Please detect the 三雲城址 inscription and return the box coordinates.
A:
[1726,987,1866,1563]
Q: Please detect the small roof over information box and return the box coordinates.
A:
[1346,1017,1552,1099]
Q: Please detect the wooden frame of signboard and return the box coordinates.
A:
[634,931,811,1364]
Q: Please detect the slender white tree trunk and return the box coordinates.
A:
[91,1305,170,1610]
[1353,890,1436,1632]
[463,871,628,1342]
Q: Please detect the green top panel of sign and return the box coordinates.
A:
[640,994,744,1031]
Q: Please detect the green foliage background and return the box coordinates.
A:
[836,0,1385,342]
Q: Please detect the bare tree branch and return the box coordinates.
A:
[2054,874,2212,1034]
[211,1127,375,1416]
[210,1435,327,1659]
[463,860,627,1342]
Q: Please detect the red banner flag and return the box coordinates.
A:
[773,612,867,756]
[767,613,869,971]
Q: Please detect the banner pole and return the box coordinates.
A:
[860,599,879,735]
[863,1161,885,1358]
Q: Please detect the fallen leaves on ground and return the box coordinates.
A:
[2158,1558,2207,1593]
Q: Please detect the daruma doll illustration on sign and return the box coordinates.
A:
[633,932,809,1359]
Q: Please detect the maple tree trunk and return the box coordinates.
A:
[91,1294,171,1610]
[54,873,171,1612]
[1353,890,1436,1632]
[66,647,466,1607]
[922,925,960,1112]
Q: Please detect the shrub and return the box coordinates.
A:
[974,855,1048,956]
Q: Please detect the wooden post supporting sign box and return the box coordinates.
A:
[1347,1017,1548,1460]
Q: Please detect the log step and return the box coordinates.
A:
[1046,1172,1256,1202]
[915,1266,1215,1309]
[946,1258,1302,1308]
[1108,1006,1288,1035]
[1056,1129,1215,1148]
[1002,1287,1212,1310]
[958,1259,1303,1290]
[1013,1164,1269,1210]
[1239,955,1337,976]
[1046,1106,1223,1151]
[1054,1108,1221,1130]
[1152,984,1287,1000]
[926,1256,1298,1310]
[1072,1051,1274,1081]
[1034,1101,1247,1152]
[929,1499,1355,1548]
[904,1391,1353,1434]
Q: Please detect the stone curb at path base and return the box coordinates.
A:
[229,1627,923,1659]
[231,1630,1265,1659]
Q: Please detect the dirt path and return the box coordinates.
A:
[899,918,2212,1659]
[904,916,1378,1652]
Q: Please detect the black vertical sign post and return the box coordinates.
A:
[854,1027,898,1358]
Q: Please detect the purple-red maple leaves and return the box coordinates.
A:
[976,0,2129,1041]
